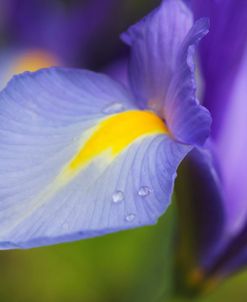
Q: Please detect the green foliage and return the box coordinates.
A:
[0,207,175,302]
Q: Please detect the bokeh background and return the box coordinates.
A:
[0,1,247,301]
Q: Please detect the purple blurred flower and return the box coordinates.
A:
[0,0,211,249]
[2,0,118,66]
[0,0,120,89]
[176,0,247,289]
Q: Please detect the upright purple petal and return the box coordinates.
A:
[122,0,211,146]
[164,18,211,145]
[121,0,193,109]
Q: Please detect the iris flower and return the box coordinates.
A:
[175,0,247,289]
[0,0,211,249]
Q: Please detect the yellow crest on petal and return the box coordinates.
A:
[69,110,168,172]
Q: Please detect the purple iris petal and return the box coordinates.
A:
[122,0,211,146]
[177,84,247,277]
[201,49,247,275]
[164,18,211,145]
[191,0,247,137]
[121,0,193,108]
[216,50,247,237]
[176,0,247,279]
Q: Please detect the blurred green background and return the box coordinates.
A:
[1,205,247,302]
[0,208,175,302]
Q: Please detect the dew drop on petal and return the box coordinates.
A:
[125,213,136,222]
[112,190,124,203]
[102,102,125,114]
[138,186,152,197]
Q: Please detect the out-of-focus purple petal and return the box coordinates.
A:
[103,57,129,88]
[176,50,247,278]
[174,0,247,279]
[216,50,247,237]
[5,0,118,65]
[191,0,247,136]
[205,223,247,278]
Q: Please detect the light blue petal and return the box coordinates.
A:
[0,68,191,249]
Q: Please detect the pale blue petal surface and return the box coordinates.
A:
[0,68,191,248]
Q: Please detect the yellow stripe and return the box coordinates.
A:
[69,110,168,172]
[0,110,168,233]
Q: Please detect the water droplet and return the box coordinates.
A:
[125,213,136,222]
[112,191,124,203]
[138,186,152,197]
[102,102,125,114]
